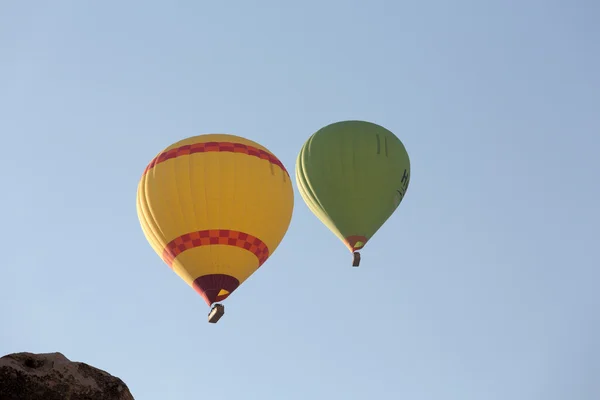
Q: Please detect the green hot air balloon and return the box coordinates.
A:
[295,120,410,267]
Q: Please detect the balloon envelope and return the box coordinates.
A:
[295,120,410,253]
[137,134,294,306]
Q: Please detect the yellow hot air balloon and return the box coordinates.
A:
[136,134,294,323]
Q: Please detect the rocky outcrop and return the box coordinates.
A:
[0,352,134,400]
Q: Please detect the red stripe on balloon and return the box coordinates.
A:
[143,141,289,177]
[161,229,270,267]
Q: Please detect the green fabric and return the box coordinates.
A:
[295,120,411,250]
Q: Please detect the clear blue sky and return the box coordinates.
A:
[1,1,599,399]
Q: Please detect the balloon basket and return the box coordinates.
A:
[208,304,225,323]
[352,252,361,267]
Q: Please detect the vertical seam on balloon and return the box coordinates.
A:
[186,147,202,270]
[137,186,164,255]
[233,145,240,282]
[171,154,187,246]
[144,154,179,251]
[139,165,160,240]
[300,147,328,216]
[295,151,320,214]
[297,135,358,246]
[161,230,270,268]
[297,144,343,242]
[141,188,164,251]
[376,134,381,154]
[296,170,343,243]
[299,140,331,222]
[352,130,357,202]
[138,197,159,251]
[384,136,388,157]
[140,171,168,247]
[202,148,212,277]
[216,148,222,276]
[249,155,262,263]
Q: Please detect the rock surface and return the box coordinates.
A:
[0,352,134,400]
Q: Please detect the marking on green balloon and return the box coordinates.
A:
[401,169,410,189]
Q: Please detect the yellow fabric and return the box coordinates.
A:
[136,134,294,290]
